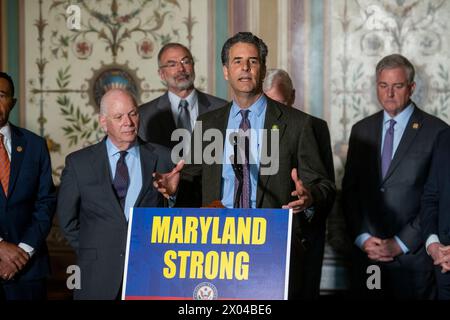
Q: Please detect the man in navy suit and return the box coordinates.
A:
[421,128,450,299]
[342,54,448,299]
[0,71,56,300]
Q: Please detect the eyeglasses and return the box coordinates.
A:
[159,57,193,69]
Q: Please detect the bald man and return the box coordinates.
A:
[263,69,335,299]
[57,89,173,300]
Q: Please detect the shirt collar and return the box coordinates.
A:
[168,90,198,111]
[106,138,139,158]
[383,102,415,128]
[0,123,11,141]
[231,94,267,119]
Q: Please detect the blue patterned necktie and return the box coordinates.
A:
[113,151,129,209]
[235,109,251,208]
[177,99,192,132]
[381,119,396,179]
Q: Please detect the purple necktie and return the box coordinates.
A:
[113,151,129,209]
[235,109,251,208]
[381,119,396,179]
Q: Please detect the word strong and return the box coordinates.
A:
[151,216,267,281]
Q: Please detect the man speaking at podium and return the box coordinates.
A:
[153,32,335,299]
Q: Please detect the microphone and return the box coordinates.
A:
[230,137,243,208]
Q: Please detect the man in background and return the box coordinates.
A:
[421,128,450,300]
[0,71,56,300]
[263,68,334,299]
[57,89,173,299]
[139,42,227,148]
[342,54,448,299]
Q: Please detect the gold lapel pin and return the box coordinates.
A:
[412,123,419,129]
[271,124,279,130]
[16,146,23,152]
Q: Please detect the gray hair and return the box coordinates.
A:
[376,54,415,84]
[99,88,138,115]
[157,42,193,68]
[263,69,293,93]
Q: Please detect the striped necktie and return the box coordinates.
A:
[235,110,251,208]
[0,134,10,196]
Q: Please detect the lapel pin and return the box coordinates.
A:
[16,146,23,152]
[412,122,419,129]
[271,124,279,130]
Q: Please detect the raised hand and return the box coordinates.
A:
[153,160,185,199]
[282,168,313,214]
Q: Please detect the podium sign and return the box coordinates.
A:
[122,207,292,300]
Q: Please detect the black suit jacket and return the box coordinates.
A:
[57,138,173,300]
[138,90,227,148]
[0,124,56,283]
[343,104,448,273]
[178,96,336,298]
[421,128,450,245]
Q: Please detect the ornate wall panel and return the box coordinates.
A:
[23,0,216,183]
[327,0,450,183]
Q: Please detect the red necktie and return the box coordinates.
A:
[0,133,10,196]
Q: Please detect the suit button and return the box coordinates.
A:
[120,253,124,257]
[380,188,385,193]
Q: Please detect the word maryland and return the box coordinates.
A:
[151,216,267,281]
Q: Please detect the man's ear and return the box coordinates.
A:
[158,68,165,81]
[11,98,17,109]
[409,81,416,95]
[260,65,266,81]
[99,114,107,132]
[222,65,229,81]
[290,89,296,106]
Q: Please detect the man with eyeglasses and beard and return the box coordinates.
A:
[139,43,227,207]
[138,43,227,149]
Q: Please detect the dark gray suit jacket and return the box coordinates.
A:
[342,104,448,296]
[138,90,227,148]
[178,96,336,299]
[295,111,334,298]
[57,138,173,300]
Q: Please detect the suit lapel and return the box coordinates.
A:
[135,141,157,206]
[210,104,231,201]
[157,92,177,131]
[197,90,211,115]
[256,99,287,207]
[93,139,126,222]
[370,112,384,183]
[8,125,27,196]
[383,106,423,181]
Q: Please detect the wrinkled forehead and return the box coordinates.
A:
[160,46,192,62]
[103,91,137,113]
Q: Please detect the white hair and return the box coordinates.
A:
[263,68,294,93]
